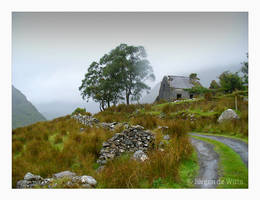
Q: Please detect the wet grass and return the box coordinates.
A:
[193,132,248,144]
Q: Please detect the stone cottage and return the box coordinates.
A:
[156,75,200,101]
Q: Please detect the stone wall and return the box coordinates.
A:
[97,125,155,165]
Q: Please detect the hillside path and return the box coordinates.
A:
[190,137,219,188]
[190,133,248,167]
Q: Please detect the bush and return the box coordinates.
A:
[72,107,92,116]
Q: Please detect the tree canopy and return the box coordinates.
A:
[209,80,220,89]
[241,53,248,84]
[219,71,243,93]
[79,44,155,110]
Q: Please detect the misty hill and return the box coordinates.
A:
[140,82,161,104]
[12,85,46,129]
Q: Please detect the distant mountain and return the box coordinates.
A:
[140,82,161,104]
[12,85,46,129]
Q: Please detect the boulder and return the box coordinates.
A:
[218,109,239,123]
[16,180,30,188]
[24,172,42,181]
[132,150,148,162]
[53,171,76,179]
[80,175,97,186]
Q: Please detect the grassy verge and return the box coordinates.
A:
[193,132,248,144]
[192,135,248,188]
[148,151,199,188]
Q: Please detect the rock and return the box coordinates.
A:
[163,135,170,140]
[80,175,97,186]
[157,126,168,131]
[24,172,42,181]
[132,150,148,162]
[17,171,99,188]
[53,171,76,179]
[218,109,239,123]
[131,125,144,130]
[16,180,29,188]
[80,128,85,132]
[102,142,110,147]
[96,166,105,173]
[159,113,166,119]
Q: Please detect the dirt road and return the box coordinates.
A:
[190,137,219,188]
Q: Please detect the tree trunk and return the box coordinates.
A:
[126,94,130,105]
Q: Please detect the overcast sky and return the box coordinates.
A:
[12,12,248,119]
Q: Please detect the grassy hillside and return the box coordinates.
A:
[12,85,46,129]
[12,90,248,188]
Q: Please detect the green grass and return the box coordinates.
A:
[151,151,199,188]
[152,98,201,111]
[48,133,68,151]
[192,135,248,188]
[188,109,218,117]
[193,132,248,144]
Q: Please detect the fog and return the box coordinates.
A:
[12,12,248,119]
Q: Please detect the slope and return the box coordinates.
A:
[12,85,46,129]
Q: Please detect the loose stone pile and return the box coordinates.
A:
[71,114,128,131]
[16,171,97,189]
[97,125,155,165]
[71,114,99,127]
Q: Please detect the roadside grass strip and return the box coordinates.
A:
[194,132,248,144]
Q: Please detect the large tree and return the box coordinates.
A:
[209,80,220,89]
[79,44,155,109]
[98,44,155,105]
[219,71,243,93]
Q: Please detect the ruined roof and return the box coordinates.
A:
[166,75,195,89]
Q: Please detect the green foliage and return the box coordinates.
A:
[241,53,248,84]
[209,80,220,89]
[189,73,200,80]
[12,85,46,129]
[219,71,243,93]
[72,107,91,116]
[184,86,209,95]
[152,177,163,188]
[79,43,155,109]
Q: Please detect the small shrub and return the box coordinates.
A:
[72,107,92,116]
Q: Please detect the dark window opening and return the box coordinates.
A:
[177,94,182,99]
[163,84,166,89]
[190,94,194,99]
